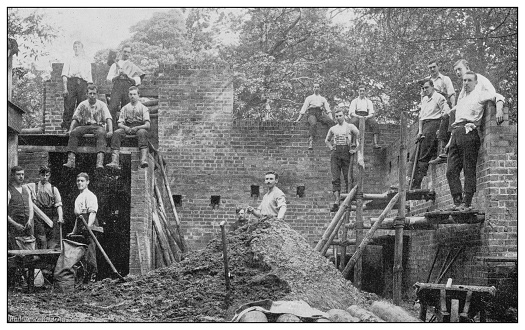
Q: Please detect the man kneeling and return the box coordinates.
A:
[106,86,150,169]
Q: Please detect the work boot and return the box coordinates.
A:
[463,192,474,208]
[373,133,381,149]
[308,137,313,150]
[96,152,104,169]
[449,193,463,210]
[106,150,120,170]
[140,147,149,168]
[63,152,76,168]
[429,141,447,165]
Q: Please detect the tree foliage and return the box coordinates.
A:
[11,67,46,128]
[222,8,517,123]
[7,8,57,61]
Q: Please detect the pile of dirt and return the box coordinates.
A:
[8,218,379,322]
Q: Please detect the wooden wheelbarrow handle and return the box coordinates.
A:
[78,216,125,282]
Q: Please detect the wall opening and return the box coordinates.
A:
[173,194,182,207]
[210,195,221,209]
[49,152,132,279]
[250,185,260,198]
[296,185,305,197]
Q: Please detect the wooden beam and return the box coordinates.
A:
[32,204,54,227]
[315,186,357,252]
[342,193,400,279]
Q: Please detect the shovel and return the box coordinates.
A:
[78,216,125,282]
[219,221,230,291]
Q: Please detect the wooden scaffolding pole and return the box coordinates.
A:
[339,152,355,271]
[393,111,408,305]
[354,117,366,288]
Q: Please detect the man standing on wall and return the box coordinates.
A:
[106,86,150,170]
[295,83,334,150]
[247,171,287,220]
[8,166,34,250]
[423,59,456,164]
[410,80,447,189]
[68,172,102,282]
[325,109,359,212]
[61,41,93,131]
[63,84,113,169]
[107,45,145,127]
[430,59,505,165]
[348,85,381,149]
[446,71,504,211]
[26,166,64,250]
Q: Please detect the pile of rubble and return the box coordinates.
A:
[8,218,419,322]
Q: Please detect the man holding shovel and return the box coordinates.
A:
[68,172,102,282]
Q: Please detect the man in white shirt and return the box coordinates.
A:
[430,59,504,165]
[445,71,504,211]
[349,85,381,149]
[325,109,359,211]
[411,80,447,189]
[107,45,145,127]
[247,172,287,221]
[295,83,335,149]
[61,41,93,131]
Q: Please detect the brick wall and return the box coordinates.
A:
[156,64,395,249]
[381,106,517,290]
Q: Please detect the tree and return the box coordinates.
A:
[8,8,57,128]
[223,8,350,120]
[94,9,227,74]
[7,8,57,61]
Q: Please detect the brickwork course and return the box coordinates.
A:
[16,62,517,294]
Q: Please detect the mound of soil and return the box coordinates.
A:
[8,218,377,322]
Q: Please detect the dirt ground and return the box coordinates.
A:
[8,218,414,322]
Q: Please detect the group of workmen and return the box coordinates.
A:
[8,43,506,286]
[8,42,152,284]
[297,58,505,213]
[60,41,149,170]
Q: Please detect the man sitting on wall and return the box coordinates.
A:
[63,84,113,169]
[106,86,150,170]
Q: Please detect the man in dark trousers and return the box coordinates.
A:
[325,109,359,212]
[8,166,34,250]
[68,172,102,282]
[106,44,145,127]
[410,80,448,190]
[106,86,150,169]
[63,84,113,169]
[348,85,381,149]
[295,83,334,149]
[26,166,64,250]
[446,71,504,211]
[61,41,93,131]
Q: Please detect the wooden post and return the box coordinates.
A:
[393,111,407,305]
[339,151,355,270]
[354,116,366,288]
[219,221,231,291]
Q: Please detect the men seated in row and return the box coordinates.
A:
[63,84,150,170]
